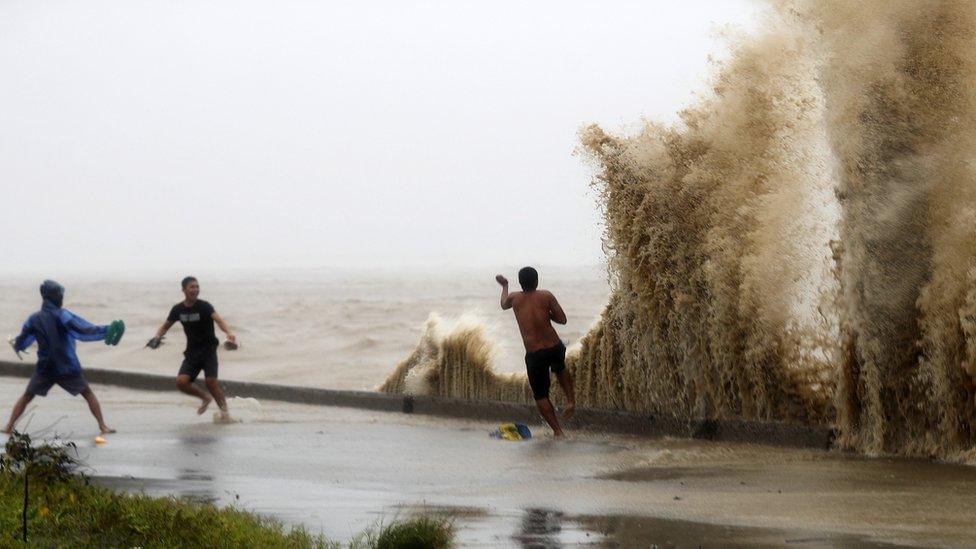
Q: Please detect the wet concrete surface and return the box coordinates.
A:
[2,378,975,547]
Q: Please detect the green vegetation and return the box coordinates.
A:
[370,516,455,549]
[349,515,455,549]
[0,432,454,548]
[0,472,335,548]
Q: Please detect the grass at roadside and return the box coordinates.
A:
[0,474,455,548]
[0,473,335,548]
[354,515,455,549]
[0,432,454,548]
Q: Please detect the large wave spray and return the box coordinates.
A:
[381,314,533,403]
[383,1,976,458]
[572,9,837,423]
[817,0,976,456]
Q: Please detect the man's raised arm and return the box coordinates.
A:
[496,275,515,310]
[62,311,108,342]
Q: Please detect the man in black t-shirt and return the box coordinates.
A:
[147,276,237,419]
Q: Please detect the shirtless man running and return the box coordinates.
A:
[496,267,576,437]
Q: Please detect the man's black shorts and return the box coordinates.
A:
[524,342,566,400]
[26,373,90,397]
[178,346,219,381]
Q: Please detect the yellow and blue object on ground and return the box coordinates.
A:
[490,423,532,441]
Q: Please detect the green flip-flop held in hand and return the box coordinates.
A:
[104,319,125,346]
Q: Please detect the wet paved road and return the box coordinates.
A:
[2,378,974,547]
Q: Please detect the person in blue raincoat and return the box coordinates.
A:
[4,280,120,434]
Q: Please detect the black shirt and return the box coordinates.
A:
[167,300,218,351]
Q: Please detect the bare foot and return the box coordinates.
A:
[0,428,11,435]
[553,430,565,438]
[100,426,117,434]
[214,410,234,424]
[197,397,213,415]
[563,402,576,420]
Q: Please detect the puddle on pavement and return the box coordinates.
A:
[388,504,901,547]
[570,513,899,548]
[176,469,214,482]
[91,474,218,507]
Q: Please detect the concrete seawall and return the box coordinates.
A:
[0,361,834,449]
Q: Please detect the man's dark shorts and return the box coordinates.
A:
[524,342,567,400]
[26,373,90,397]
[178,346,219,382]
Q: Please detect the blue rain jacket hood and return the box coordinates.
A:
[40,279,64,308]
[11,280,108,377]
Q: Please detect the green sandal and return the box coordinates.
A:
[105,319,125,346]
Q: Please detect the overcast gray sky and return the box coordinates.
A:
[0,0,759,274]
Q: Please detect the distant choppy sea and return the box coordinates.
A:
[0,267,609,390]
